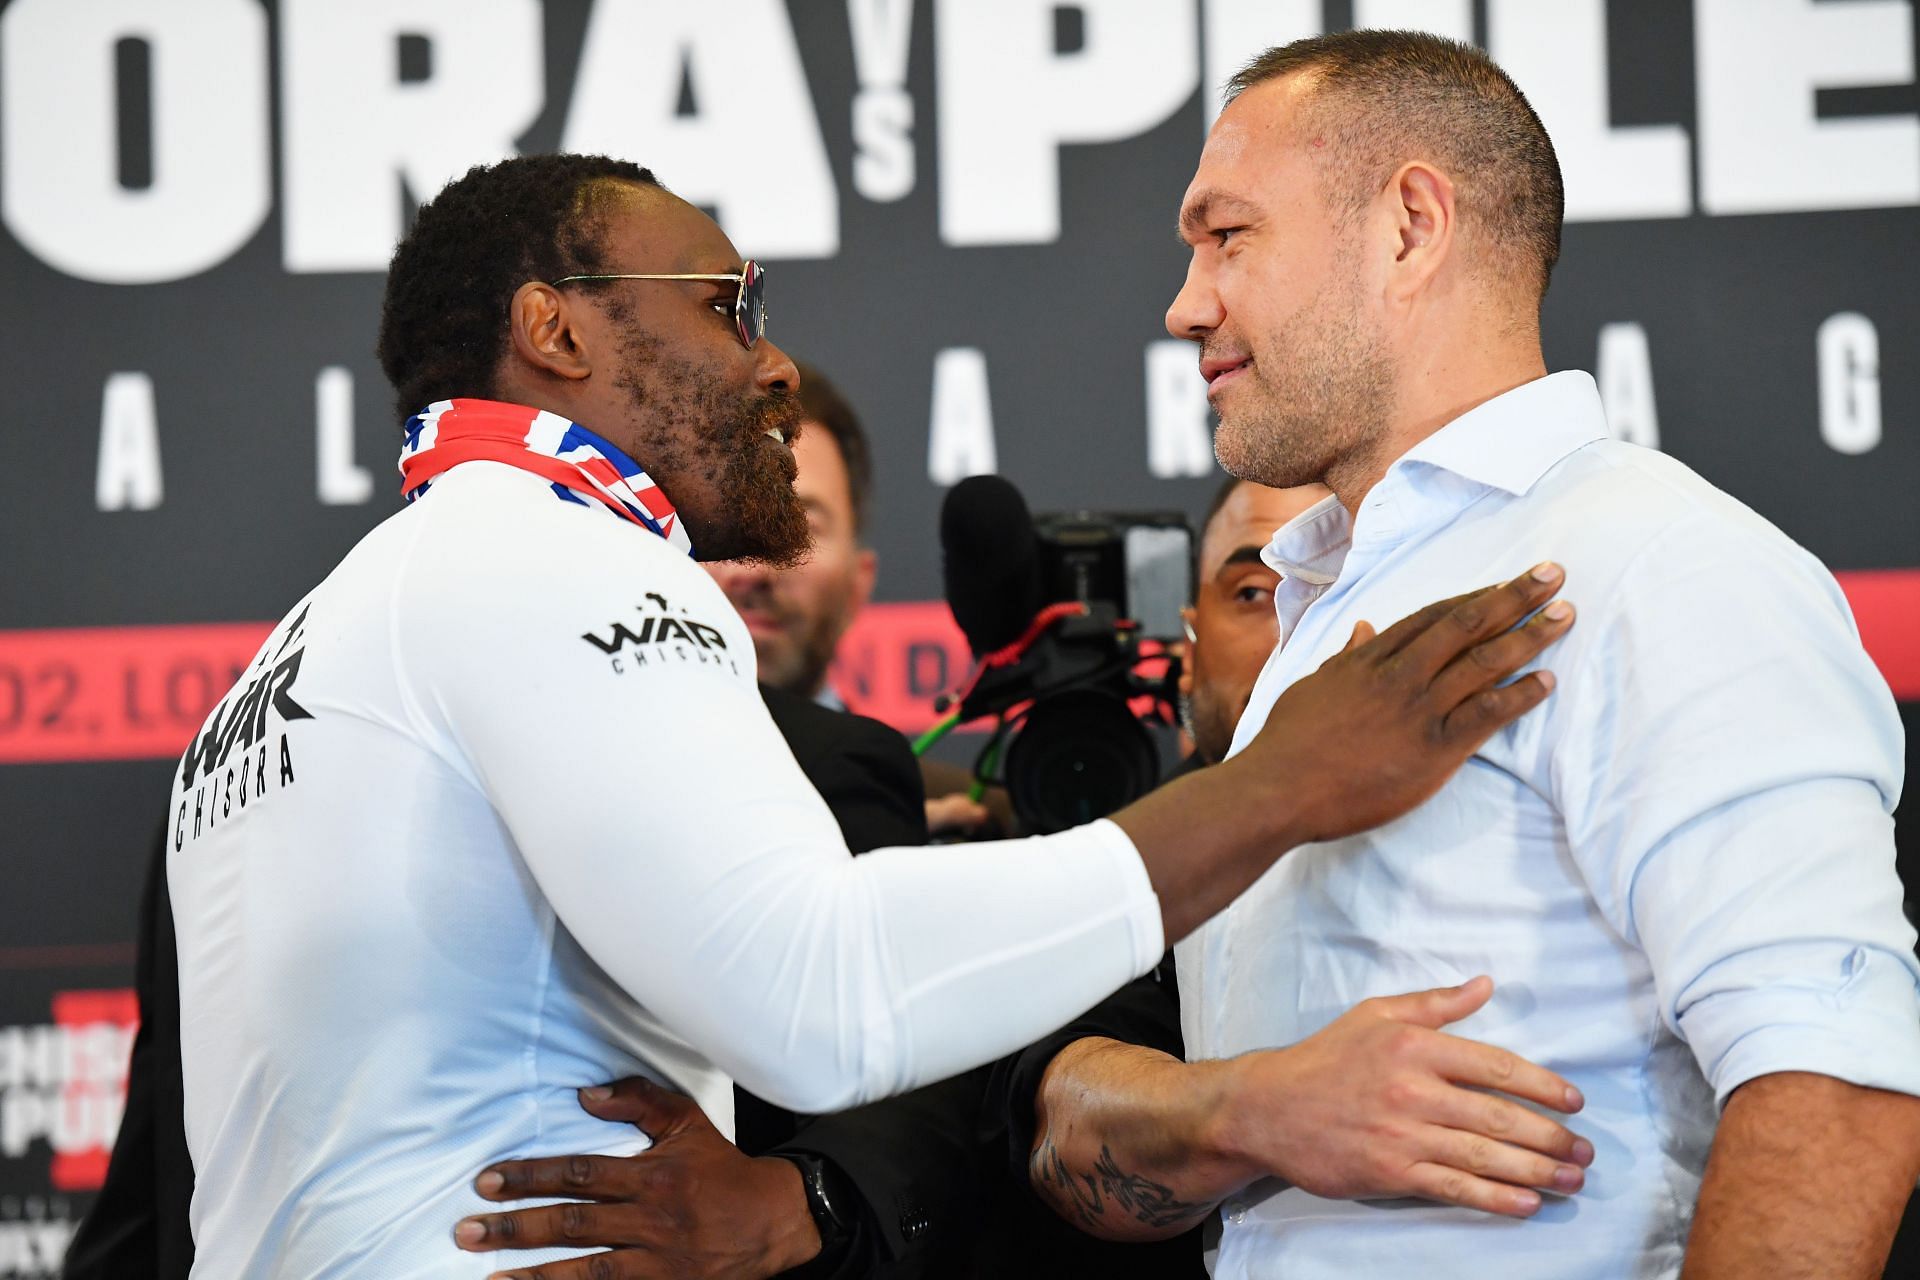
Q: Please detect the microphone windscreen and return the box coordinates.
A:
[940,475,1044,656]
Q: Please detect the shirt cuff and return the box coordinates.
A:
[1083,817,1167,975]
[1679,945,1920,1105]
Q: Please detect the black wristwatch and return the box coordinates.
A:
[778,1151,857,1276]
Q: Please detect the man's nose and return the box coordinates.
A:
[755,336,801,393]
[708,561,769,595]
[1165,257,1223,342]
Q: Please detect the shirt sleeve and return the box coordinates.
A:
[391,518,1165,1115]
[1543,512,1920,1104]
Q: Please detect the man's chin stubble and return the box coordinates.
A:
[1215,416,1335,490]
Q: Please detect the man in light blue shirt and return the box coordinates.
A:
[1027,29,1920,1280]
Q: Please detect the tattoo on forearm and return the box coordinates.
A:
[1031,1139,1210,1231]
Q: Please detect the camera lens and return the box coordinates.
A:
[1002,690,1162,834]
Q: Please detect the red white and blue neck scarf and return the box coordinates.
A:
[398,399,692,557]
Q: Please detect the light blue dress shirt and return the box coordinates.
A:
[1180,371,1920,1280]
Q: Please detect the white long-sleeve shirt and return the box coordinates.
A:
[1184,371,1920,1280]
[168,460,1164,1278]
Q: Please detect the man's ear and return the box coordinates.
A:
[851,546,878,613]
[507,281,594,382]
[1383,160,1456,304]
[1176,606,1198,698]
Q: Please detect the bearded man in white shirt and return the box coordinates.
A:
[1027,29,1920,1280]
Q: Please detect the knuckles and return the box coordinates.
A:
[1380,1078,1422,1113]
[1467,642,1506,673]
[1383,1025,1429,1062]
[1449,604,1489,635]
[1363,1151,1404,1189]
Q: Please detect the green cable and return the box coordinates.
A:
[911,710,962,757]
[969,729,1005,802]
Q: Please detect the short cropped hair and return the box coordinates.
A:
[1201,475,1246,546]
[1227,30,1563,300]
[795,363,874,539]
[1194,474,1247,586]
[376,154,660,425]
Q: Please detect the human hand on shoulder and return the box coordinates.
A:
[1235,563,1574,845]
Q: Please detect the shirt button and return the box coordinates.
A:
[1227,1203,1248,1226]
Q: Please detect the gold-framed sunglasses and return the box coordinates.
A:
[552,259,767,349]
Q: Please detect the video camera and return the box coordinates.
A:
[936,475,1192,833]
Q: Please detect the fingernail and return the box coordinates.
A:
[1571,1137,1594,1166]
[1513,1189,1541,1214]
[1542,601,1572,621]
[1529,562,1561,582]
[454,1219,486,1246]
[1535,670,1556,692]
[1552,1164,1584,1192]
[580,1085,612,1101]
[476,1170,503,1195]
[1564,1085,1584,1111]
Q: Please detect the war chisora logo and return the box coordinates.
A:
[582,593,742,677]
[174,602,312,850]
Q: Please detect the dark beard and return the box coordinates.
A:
[612,340,811,566]
[705,394,812,566]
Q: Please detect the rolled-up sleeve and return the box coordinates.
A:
[1548,514,1920,1104]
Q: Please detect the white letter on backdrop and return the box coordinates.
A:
[316,367,375,505]
[1697,0,1918,214]
[850,0,917,201]
[280,0,544,272]
[1491,0,1691,220]
[565,0,838,259]
[97,373,163,511]
[1596,322,1660,450]
[1,0,269,283]
[927,348,998,485]
[1199,0,1317,128]
[937,0,1199,246]
[1144,340,1214,478]
[1817,312,1881,455]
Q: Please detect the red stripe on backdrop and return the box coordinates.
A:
[48,987,139,1192]
[1838,569,1920,701]
[0,572,1913,764]
[830,601,972,733]
[0,622,272,764]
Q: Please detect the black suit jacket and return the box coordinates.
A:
[754,719,1203,1279]
[63,820,193,1280]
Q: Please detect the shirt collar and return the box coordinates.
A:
[1261,494,1349,585]
[1395,370,1608,498]
[1262,371,1609,579]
